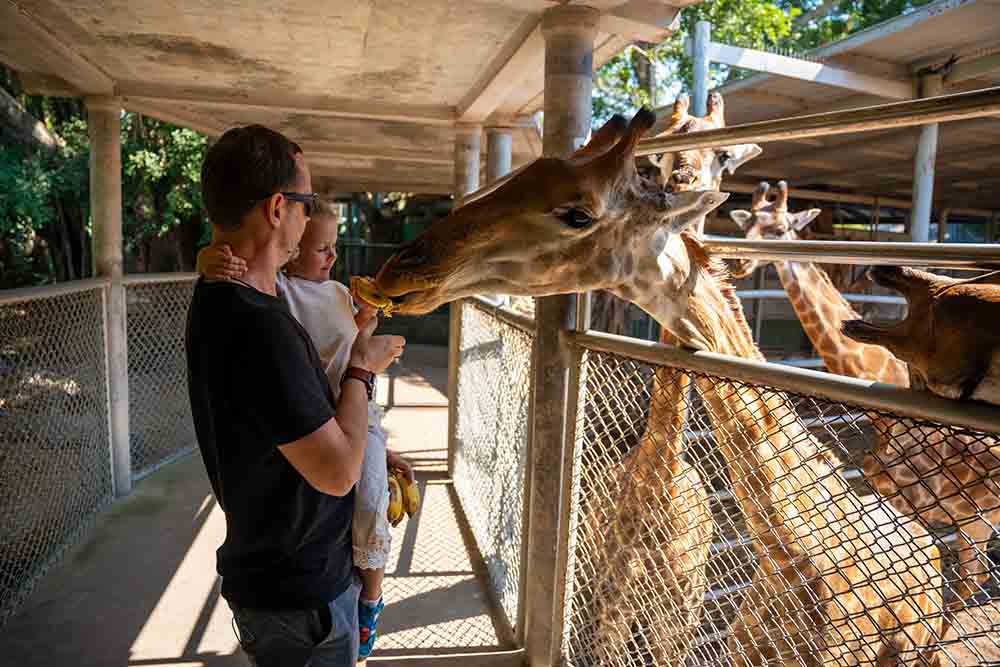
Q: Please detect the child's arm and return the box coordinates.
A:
[196,243,247,281]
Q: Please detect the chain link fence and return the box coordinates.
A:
[125,277,197,478]
[0,283,113,626]
[562,348,1000,666]
[451,300,534,634]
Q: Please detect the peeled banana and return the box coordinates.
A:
[395,470,421,518]
[387,474,404,526]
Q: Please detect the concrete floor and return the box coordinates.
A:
[0,345,521,667]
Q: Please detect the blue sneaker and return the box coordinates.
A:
[358,595,384,660]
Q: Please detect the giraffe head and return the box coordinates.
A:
[843,266,1000,403]
[374,109,729,317]
[650,92,762,194]
[728,181,822,279]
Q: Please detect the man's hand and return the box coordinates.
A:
[387,449,415,483]
[350,308,405,374]
[196,244,247,281]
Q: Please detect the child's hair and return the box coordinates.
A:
[311,197,338,221]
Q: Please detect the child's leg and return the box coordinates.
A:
[358,566,385,603]
[352,417,393,658]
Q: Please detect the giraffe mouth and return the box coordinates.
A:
[841,319,889,345]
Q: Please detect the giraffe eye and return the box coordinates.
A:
[554,207,594,229]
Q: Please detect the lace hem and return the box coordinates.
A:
[354,542,392,570]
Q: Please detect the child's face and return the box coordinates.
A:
[286,216,338,282]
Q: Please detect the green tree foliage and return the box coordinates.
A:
[1,69,209,287]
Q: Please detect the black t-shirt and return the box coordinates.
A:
[185,279,354,610]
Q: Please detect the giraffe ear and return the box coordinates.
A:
[667,190,729,234]
[730,210,753,230]
[792,208,822,231]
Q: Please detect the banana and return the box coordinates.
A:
[394,470,421,518]
[350,276,398,317]
[387,474,404,526]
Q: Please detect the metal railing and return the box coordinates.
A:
[123,274,198,479]
[0,280,113,626]
[559,330,1000,666]
[0,275,199,626]
[450,298,535,637]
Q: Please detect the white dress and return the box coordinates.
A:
[278,274,392,570]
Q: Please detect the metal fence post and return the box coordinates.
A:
[87,96,131,497]
[448,125,481,477]
[523,6,598,666]
[447,300,462,477]
[909,72,944,243]
[692,20,712,118]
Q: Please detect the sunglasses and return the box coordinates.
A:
[280,192,317,218]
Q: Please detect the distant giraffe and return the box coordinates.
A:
[731,181,1000,605]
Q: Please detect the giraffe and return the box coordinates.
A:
[843,266,1000,406]
[581,95,762,661]
[583,362,712,664]
[730,181,1000,606]
[373,109,945,665]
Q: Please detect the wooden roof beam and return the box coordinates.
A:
[119,87,456,126]
[0,1,113,95]
[688,40,913,100]
[459,3,680,123]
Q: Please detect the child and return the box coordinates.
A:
[197,199,405,660]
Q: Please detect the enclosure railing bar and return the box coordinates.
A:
[704,238,1000,267]
[569,329,1000,434]
[683,412,869,442]
[0,278,110,306]
[122,272,198,286]
[637,86,1000,155]
[468,295,536,334]
[735,289,906,305]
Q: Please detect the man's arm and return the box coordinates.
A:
[278,378,370,496]
[277,306,404,496]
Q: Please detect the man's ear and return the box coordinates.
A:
[730,210,753,230]
[264,193,284,228]
[792,208,822,231]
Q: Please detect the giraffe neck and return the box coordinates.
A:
[637,329,691,474]
[775,261,909,385]
[634,238,851,554]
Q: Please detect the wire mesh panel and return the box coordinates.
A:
[126,279,197,478]
[451,300,533,632]
[0,287,112,626]
[563,349,1000,667]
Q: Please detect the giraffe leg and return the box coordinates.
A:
[948,517,997,608]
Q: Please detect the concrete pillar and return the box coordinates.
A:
[909,73,944,242]
[524,6,598,666]
[692,20,712,118]
[486,127,513,182]
[453,124,481,198]
[87,96,131,497]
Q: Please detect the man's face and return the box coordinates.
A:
[279,153,313,264]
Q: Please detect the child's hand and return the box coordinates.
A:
[196,244,246,281]
[354,303,379,335]
[387,449,415,483]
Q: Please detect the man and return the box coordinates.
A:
[185,125,402,666]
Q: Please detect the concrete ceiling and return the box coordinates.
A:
[2,0,696,194]
[697,0,1000,213]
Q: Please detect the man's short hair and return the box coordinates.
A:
[201,125,303,230]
